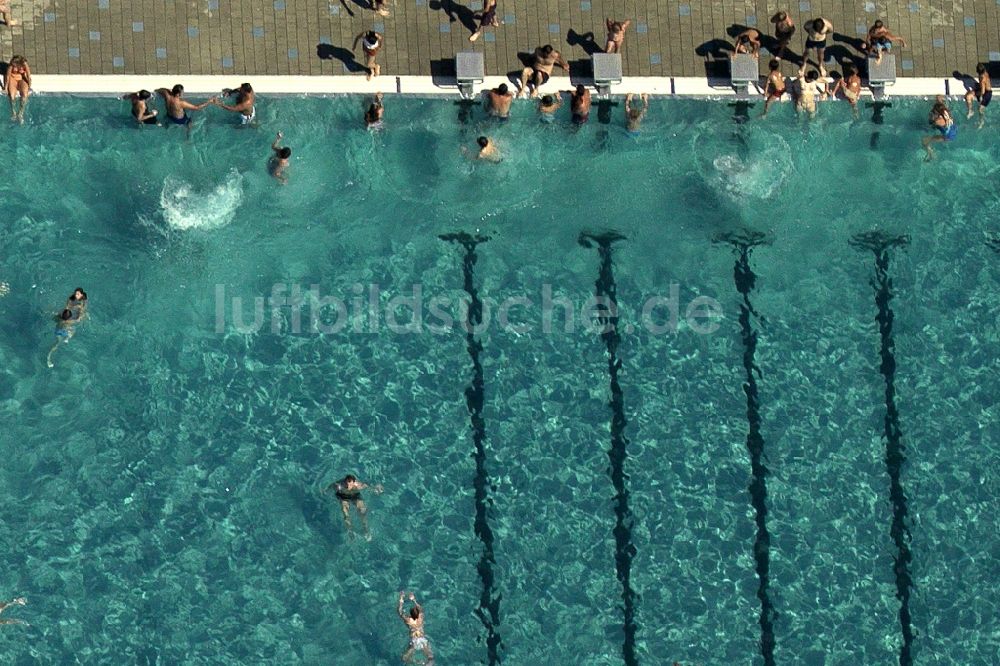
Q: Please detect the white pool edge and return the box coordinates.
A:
[30,75,960,98]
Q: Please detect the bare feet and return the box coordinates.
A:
[469,31,480,42]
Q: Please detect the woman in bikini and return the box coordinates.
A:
[354,31,383,81]
[6,55,31,123]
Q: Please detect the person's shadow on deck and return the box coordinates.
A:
[428,0,478,35]
[695,38,734,80]
[317,44,366,72]
[566,29,602,56]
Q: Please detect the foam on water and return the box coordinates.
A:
[160,169,244,230]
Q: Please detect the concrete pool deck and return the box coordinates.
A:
[2,0,999,84]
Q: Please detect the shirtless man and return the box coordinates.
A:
[365,92,385,129]
[570,84,591,125]
[831,64,862,116]
[485,83,513,119]
[605,18,631,53]
[354,31,384,81]
[770,12,795,62]
[325,474,382,540]
[398,591,434,664]
[965,62,992,127]
[865,20,906,64]
[5,55,31,123]
[155,85,215,136]
[761,59,786,117]
[469,0,498,42]
[0,597,26,626]
[268,132,291,184]
[518,44,569,98]
[794,67,827,118]
[625,93,648,134]
[803,18,833,75]
[733,28,761,57]
[215,82,256,126]
[121,90,159,125]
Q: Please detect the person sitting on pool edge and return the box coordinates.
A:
[122,90,159,125]
[325,474,382,540]
[964,62,992,127]
[518,44,569,98]
[155,85,215,136]
[214,82,256,127]
[268,131,291,184]
[398,591,434,664]
[365,92,385,130]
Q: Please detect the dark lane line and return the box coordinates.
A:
[578,231,638,666]
[715,231,776,666]
[850,231,914,666]
[440,232,503,665]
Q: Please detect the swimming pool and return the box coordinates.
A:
[0,95,997,664]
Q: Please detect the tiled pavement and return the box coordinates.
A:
[2,0,999,79]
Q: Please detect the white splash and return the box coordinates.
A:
[160,169,244,230]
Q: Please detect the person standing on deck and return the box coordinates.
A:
[803,17,833,75]
[354,31,384,81]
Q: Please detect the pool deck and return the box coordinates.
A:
[2,0,999,90]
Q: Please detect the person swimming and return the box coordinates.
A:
[325,474,382,540]
[365,92,385,130]
[398,591,434,664]
[47,308,81,368]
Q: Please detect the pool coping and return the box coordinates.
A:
[32,75,961,99]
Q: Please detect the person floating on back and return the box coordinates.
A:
[0,597,27,626]
[214,82,256,127]
[965,63,992,128]
[155,84,215,137]
[325,474,382,540]
[121,90,159,125]
[398,591,434,664]
[268,132,291,184]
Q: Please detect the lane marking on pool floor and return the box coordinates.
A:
[849,231,915,666]
[439,231,503,665]
[578,231,639,666]
[714,230,777,666]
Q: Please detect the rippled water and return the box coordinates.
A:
[0,95,997,664]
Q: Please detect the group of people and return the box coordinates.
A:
[121,82,257,134]
[324,474,433,663]
[47,288,87,368]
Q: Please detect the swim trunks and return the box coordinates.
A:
[766,88,786,100]
[409,636,429,650]
[981,90,993,107]
[805,38,826,49]
[54,328,70,338]
[141,115,159,125]
[572,112,589,125]
[539,113,555,124]
[938,123,957,141]
[241,106,256,125]
[169,113,191,126]
[873,38,892,52]
[533,70,551,85]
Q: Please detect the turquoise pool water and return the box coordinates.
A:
[0,95,998,664]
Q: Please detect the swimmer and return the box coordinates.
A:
[865,20,906,64]
[761,59,787,117]
[325,474,382,540]
[965,63,992,127]
[121,90,159,125]
[6,55,31,123]
[47,308,82,368]
[733,28,761,57]
[518,44,569,98]
[354,31,384,81]
[605,18,632,54]
[474,136,501,162]
[794,67,827,118]
[214,82,256,127]
[398,591,434,664]
[923,95,956,161]
[484,83,513,119]
[268,132,291,184]
[538,92,562,122]
[625,92,648,134]
[365,92,385,129]
[570,84,591,125]
[0,597,26,626]
[469,0,498,42]
[803,18,833,76]
[831,64,862,116]
[770,12,795,62]
[155,85,215,137]
[65,287,88,318]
